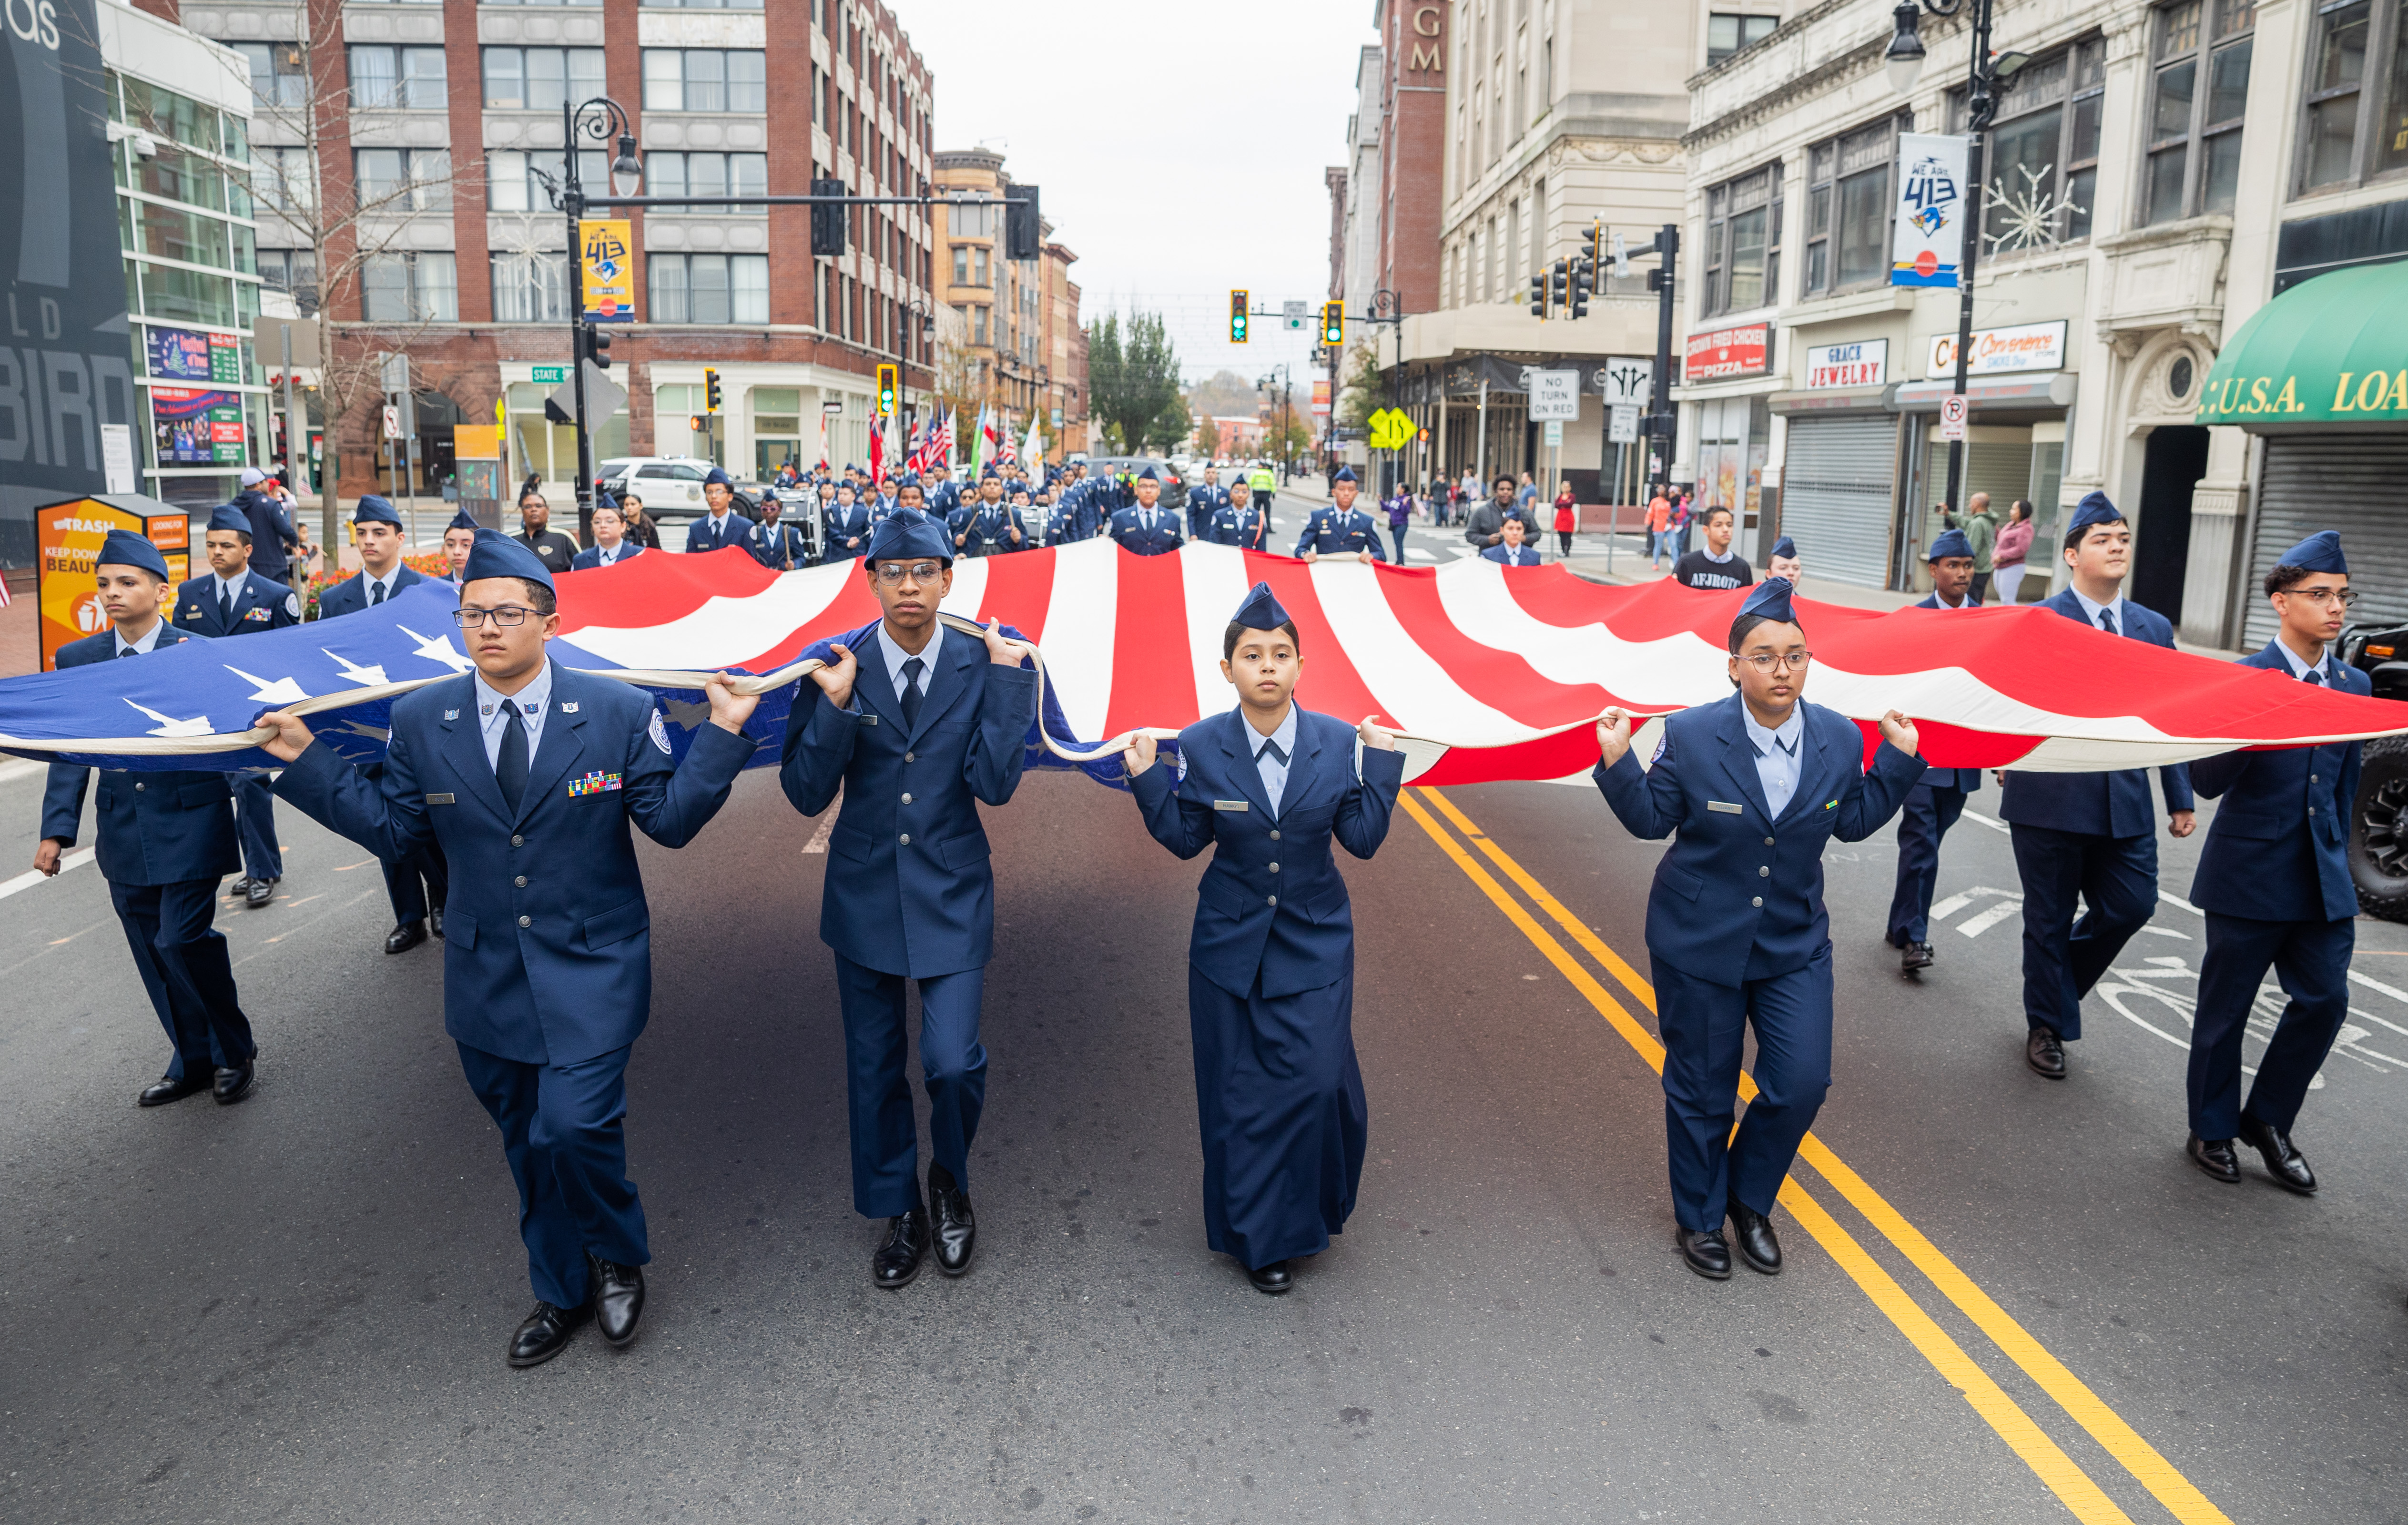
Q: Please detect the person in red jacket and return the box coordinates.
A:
[1552,482,1577,558]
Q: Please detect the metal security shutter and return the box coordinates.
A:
[2245,436,2408,649]
[1780,416,1898,587]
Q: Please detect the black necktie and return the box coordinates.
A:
[901,657,925,730]
[369,580,385,607]
[2097,607,2118,637]
[497,699,529,813]
[2305,666,2325,687]
[1258,739,1287,765]
[118,644,139,658]
[219,584,233,623]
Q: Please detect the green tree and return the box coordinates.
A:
[1193,410,1222,458]
[1085,309,1181,456]
[1148,392,1193,456]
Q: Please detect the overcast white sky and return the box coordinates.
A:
[897,0,1380,385]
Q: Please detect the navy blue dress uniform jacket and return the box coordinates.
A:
[173,569,300,637]
[684,512,752,554]
[1480,543,1542,566]
[41,627,243,885]
[1596,695,1923,985]
[1110,505,1184,556]
[1068,487,1108,542]
[779,620,1040,977]
[747,519,810,570]
[274,661,755,1064]
[1293,508,1388,561]
[2187,645,2368,922]
[1211,506,1272,550]
[1131,708,1406,998]
[1187,483,1229,541]
[965,503,1029,555]
[315,564,429,620]
[2001,591,2194,833]
[1904,592,1985,793]
[569,542,646,571]
[237,489,298,582]
[829,502,873,559]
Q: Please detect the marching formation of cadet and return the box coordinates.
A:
[1291,466,1385,563]
[1885,527,1982,973]
[172,502,302,908]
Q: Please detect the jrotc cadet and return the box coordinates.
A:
[1188,465,1229,542]
[316,495,451,955]
[1765,535,1802,584]
[872,476,902,520]
[747,492,810,571]
[37,530,259,1108]
[779,512,1040,1290]
[999,486,1036,553]
[811,476,841,550]
[2182,531,2368,1192]
[685,468,752,553]
[1121,582,1404,1294]
[1293,466,1386,563]
[827,483,870,560]
[569,498,646,570]
[173,502,300,909]
[954,468,1009,556]
[257,531,760,1368]
[1211,476,1272,550]
[1886,527,1984,973]
[1480,514,1541,566]
[2002,492,2194,1081]
[1593,578,1922,1280]
[924,461,961,524]
[1066,470,1110,542]
[1110,466,1184,555]
[441,508,479,587]
[234,465,301,587]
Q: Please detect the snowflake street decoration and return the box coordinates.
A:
[1983,164,2084,254]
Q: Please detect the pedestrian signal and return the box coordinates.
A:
[690,414,706,434]
[1229,290,1249,344]
[703,369,722,413]
[1320,300,1344,346]
[875,365,898,417]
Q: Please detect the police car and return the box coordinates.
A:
[2340,616,2408,919]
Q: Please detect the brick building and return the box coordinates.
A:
[932,145,1085,462]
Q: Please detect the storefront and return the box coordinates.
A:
[1679,321,1776,553]
[2196,261,2408,648]
[1768,338,1899,589]
[1892,322,2077,595]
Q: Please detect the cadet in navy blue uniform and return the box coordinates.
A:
[1886,527,1984,973]
[2002,493,2195,1080]
[440,508,479,588]
[568,498,646,571]
[315,495,451,954]
[685,468,753,553]
[780,512,1040,1290]
[1067,471,1110,542]
[924,462,962,523]
[1594,578,1923,1280]
[2181,531,2368,1192]
[1293,467,1387,562]
[828,484,871,560]
[258,531,760,1368]
[172,502,301,909]
[37,531,259,1108]
[1187,466,1230,541]
[1122,582,1404,1295]
[1765,535,1802,585]
[746,493,810,570]
[1479,514,1542,566]
[1210,477,1272,550]
[234,465,300,584]
[1110,466,1185,555]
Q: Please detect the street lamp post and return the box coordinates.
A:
[550,96,643,542]
[1885,0,2029,524]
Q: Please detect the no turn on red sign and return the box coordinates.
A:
[1940,393,1969,442]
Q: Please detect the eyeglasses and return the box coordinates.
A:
[873,561,944,585]
[452,605,540,628]
[1737,651,1813,672]
[2277,586,2358,607]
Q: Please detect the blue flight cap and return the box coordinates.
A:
[461,527,556,593]
[1332,466,1358,483]
[447,508,479,532]
[2066,490,2125,538]
[1230,580,1293,632]
[95,528,170,580]
[704,467,733,488]
[980,465,1000,479]
[353,494,404,527]
[1927,527,1974,561]
[2277,529,2347,574]
[1769,535,1797,560]
[1136,465,1160,482]
[206,502,251,535]
[1733,575,1798,630]
[593,491,619,512]
[864,508,953,566]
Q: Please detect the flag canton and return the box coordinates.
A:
[569,770,624,797]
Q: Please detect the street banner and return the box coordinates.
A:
[1891,133,1967,288]
[579,219,636,321]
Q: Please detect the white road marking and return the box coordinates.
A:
[1959,808,2011,834]
[1956,898,2022,938]
[0,847,97,901]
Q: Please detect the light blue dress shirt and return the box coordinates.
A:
[1742,703,1805,818]
[474,662,553,771]
[873,617,945,705]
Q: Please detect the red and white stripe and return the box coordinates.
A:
[553,545,2408,785]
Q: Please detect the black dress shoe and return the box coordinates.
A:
[384,920,428,955]
[1246,1259,1293,1295]
[928,1163,976,1276]
[1901,940,1934,972]
[430,906,445,940]
[1728,1200,1783,1275]
[213,1058,255,1105]
[1676,1226,1732,1281]
[244,876,278,908]
[586,1252,646,1346]
[2187,1133,2241,1183]
[138,1072,212,1107]
[2026,1027,2068,1079]
[227,876,252,899]
[507,1300,592,1368]
[2237,1115,2317,1194]
[873,1207,930,1290]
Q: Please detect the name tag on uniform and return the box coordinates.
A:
[1707,800,1744,814]
[426,793,457,804]
[1212,799,1250,812]
[857,712,878,725]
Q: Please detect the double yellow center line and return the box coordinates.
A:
[1397,785,2231,1525]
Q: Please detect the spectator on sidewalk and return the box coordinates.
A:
[1647,487,1675,569]
[1384,482,1413,566]
[1992,500,2035,605]
[1553,481,1578,559]
[1962,492,1999,603]
[1671,506,1755,591]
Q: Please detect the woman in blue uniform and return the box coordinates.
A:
[1123,582,1406,1294]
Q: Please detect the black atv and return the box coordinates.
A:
[2340,620,2408,920]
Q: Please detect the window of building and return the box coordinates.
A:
[951,198,999,239]
[1802,115,1900,297]
[2143,0,2254,222]
[2297,0,2408,191]
[951,243,968,284]
[1962,38,2106,248]
[644,152,767,213]
[354,148,451,213]
[647,0,761,8]
[348,45,447,110]
[481,48,605,112]
[250,145,315,214]
[480,0,601,7]
[647,253,769,324]
[133,141,228,213]
[131,200,234,269]
[641,50,767,112]
[973,305,988,345]
[361,252,457,322]
[231,43,308,110]
[490,252,569,322]
[484,149,604,214]
[1707,12,1777,64]
[257,248,318,311]
[1702,163,1780,315]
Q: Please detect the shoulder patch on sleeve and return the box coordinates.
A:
[284,591,300,618]
[1650,725,1669,764]
[649,708,673,754]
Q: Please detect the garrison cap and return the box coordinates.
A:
[1768,535,1797,560]
[2277,529,2347,574]
[1926,527,1974,561]
[1136,465,1159,482]
[2067,491,2125,538]
[96,529,171,580]
[864,508,952,566]
[352,494,404,527]
[703,467,733,488]
[206,503,252,535]
[462,527,556,593]
[1230,580,1293,632]
[447,508,480,532]
[1332,466,1358,483]
[1733,574,1798,630]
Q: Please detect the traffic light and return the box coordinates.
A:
[1229,290,1249,344]
[703,368,722,414]
[810,177,848,256]
[875,364,898,417]
[1581,222,1603,273]
[1005,184,1042,262]
[1549,259,1569,308]
[1320,300,1344,346]
[582,325,612,370]
[1528,272,1546,318]
[1571,256,1593,319]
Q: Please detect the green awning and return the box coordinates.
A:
[2196,260,2408,427]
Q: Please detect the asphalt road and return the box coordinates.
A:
[1,743,2404,1523]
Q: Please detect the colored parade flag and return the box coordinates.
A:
[6,546,2406,786]
[1022,416,1043,478]
[928,411,954,473]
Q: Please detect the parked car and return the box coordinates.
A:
[2341,618,2408,920]
[596,457,719,516]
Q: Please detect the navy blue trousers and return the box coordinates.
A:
[381,838,449,924]
[2189,913,2353,1139]
[2009,823,2157,1040]
[110,876,253,1082]
[1653,946,1833,1232]
[1189,965,1367,1270]
[235,774,282,881]
[833,954,987,1219]
[1886,783,1969,945]
[455,1040,645,1310]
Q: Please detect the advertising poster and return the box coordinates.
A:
[151,387,248,466]
[1684,323,1770,381]
[580,219,635,322]
[145,325,244,385]
[38,495,191,669]
[1891,133,1968,288]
